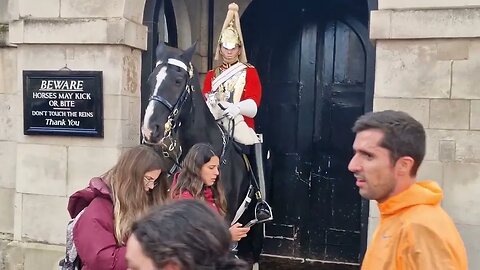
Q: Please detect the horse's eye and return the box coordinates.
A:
[175,78,183,85]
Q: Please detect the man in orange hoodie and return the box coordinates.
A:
[349,110,468,270]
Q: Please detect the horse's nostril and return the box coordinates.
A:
[151,124,162,138]
[141,126,152,140]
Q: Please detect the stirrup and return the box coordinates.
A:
[241,200,273,229]
[255,200,273,224]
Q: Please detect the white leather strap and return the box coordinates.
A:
[212,62,247,92]
[167,58,188,72]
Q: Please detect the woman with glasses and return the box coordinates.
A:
[170,143,250,242]
[67,145,169,270]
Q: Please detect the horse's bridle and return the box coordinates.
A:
[145,58,194,174]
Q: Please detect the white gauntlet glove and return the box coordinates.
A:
[219,99,257,120]
[219,101,240,119]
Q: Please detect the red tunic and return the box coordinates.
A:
[202,64,262,129]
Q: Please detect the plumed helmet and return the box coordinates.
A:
[214,3,248,63]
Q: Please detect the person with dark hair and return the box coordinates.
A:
[67,145,170,269]
[170,143,250,242]
[349,110,467,269]
[126,200,248,270]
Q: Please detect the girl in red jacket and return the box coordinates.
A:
[170,143,250,242]
[67,145,169,270]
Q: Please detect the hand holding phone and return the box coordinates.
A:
[230,223,250,241]
[243,219,258,228]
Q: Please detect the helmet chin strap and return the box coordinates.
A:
[223,58,239,65]
[222,53,240,65]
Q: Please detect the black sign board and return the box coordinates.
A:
[23,71,103,137]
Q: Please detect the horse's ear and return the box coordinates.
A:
[156,42,167,60]
[180,42,197,63]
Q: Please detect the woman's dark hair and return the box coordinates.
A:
[131,200,248,270]
[171,143,227,215]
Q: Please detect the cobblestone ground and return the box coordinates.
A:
[259,256,359,270]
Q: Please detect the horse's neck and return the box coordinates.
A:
[179,88,224,154]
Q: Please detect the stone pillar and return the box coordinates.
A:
[1,0,148,268]
[0,0,17,267]
[370,1,480,268]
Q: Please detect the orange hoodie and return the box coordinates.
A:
[362,181,468,270]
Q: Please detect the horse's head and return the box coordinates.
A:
[142,42,197,144]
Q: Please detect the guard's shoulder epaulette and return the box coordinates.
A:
[244,62,254,68]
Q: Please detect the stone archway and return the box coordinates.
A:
[139,0,198,124]
[171,0,193,48]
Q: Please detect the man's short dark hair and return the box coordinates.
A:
[352,110,426,176]
[131,200,247,270]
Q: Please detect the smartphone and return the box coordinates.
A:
[243,219,258,228]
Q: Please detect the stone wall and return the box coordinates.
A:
[0,0,215,268]
[3,0,480,269]
[0,0,17,268]
[370,1,480,268]
[0,0,150,268]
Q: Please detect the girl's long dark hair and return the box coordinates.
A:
[170,143,227,216]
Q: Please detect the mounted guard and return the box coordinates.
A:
[202,3,272,226]
[141,4,272,262]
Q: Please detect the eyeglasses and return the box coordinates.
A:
[143,176,159,187]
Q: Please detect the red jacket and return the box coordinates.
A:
[170,174,220,214]
[202,65,262,129]
[68,177,127,270]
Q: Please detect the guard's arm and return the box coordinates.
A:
[236,99,257,118]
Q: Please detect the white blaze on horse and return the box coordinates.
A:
[141,42,272,264]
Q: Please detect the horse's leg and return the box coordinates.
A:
[249,220,264,261]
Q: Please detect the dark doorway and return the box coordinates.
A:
[242,0,374,267]
[141,0,177,122]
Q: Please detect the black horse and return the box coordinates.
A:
[141,42,266,264]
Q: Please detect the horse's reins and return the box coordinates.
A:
[146,58,235,177]
[217,103,236,167]
[146,58,194,175]
[215,104,273,225]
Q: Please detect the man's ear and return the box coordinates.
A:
[396,156,415,176]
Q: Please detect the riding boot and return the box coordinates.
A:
[251,142,266,198]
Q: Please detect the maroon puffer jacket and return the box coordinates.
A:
[68,177,127,270]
